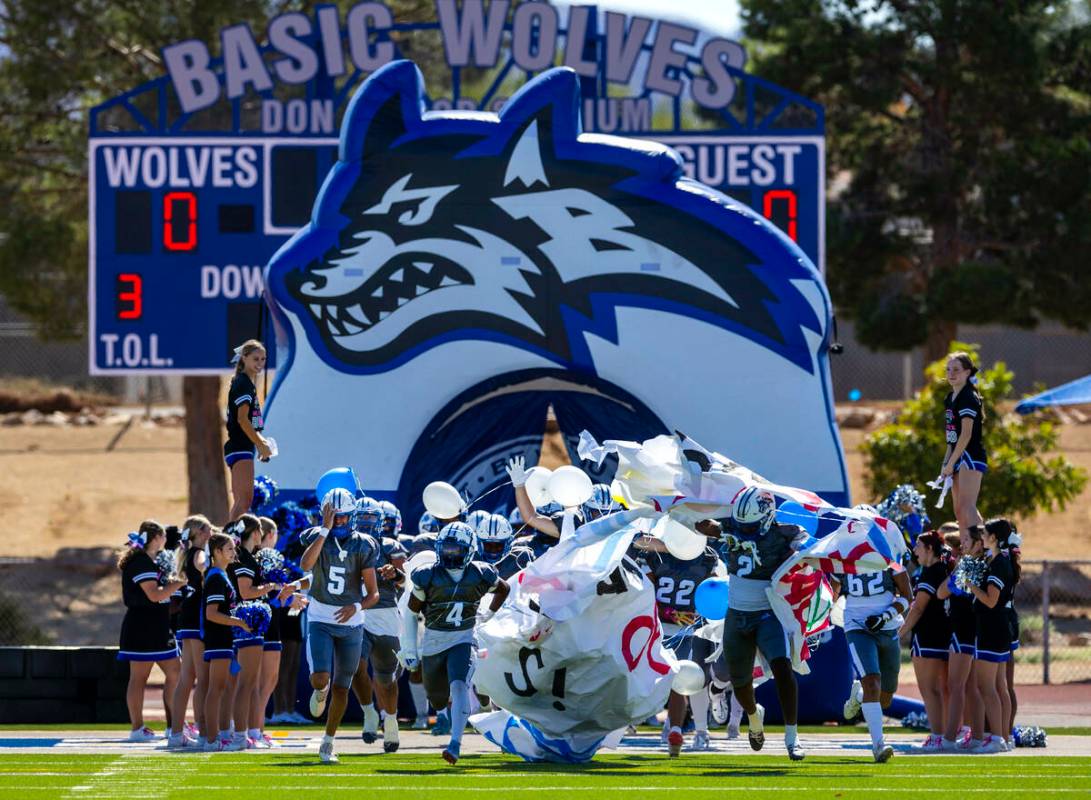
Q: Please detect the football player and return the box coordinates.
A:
[831,557,912,762]
[476,514,532,580]
[696,487,810,761]
[400,522,510,764]
[291,488,380,764]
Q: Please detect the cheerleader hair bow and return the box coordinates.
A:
[230,344,244,365]
[180,527,190,542]
[1008,531,1023,547]
[127,531,147,549]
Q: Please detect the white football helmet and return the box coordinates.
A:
[466,509,492,534]
[476,514,514,563]
[730,486,777,538]
[435,521,477,570]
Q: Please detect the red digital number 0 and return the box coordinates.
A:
[163,191,197,251]
[762,189,798,242]
[117,273,142,320]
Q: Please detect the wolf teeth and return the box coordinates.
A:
[396,296,408,308]
[389,268,405,283]
[341,318,365,334]
[378,310,390,321]
[371,286,384,298]
[342,305,372,328]
[439,275,459,288]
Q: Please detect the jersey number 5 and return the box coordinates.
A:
[327,566,345,596]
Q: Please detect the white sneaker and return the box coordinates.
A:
[974,735,1006,754]
[167,732,196,749]
[873,743,894,762]
[250,736,271,749]
[842,679,862,720]
[958,737,983,752]
[362,705,380,744]
[940,737,959,751]
[309,686,329,718]
[319,737,339,764]
[689,730,712,751]
[710,688,729,725]
[383,714,400,753]
[127,727,158,743]
[919,734,943,752]
[217,737,244,752]
[787,741,806,761]
[262,733,280,748]
[747,704,765,751]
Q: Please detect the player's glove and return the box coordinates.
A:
[398,647,420,672]
[506,456,529,488]
[864,607,897,632]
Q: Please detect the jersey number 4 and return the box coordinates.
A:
[445,602,465,625]
[327,566,345,596]
[656,577,696,607]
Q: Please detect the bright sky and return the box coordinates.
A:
[551,0,743,38]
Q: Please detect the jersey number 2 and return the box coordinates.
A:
[736,555,754,577]
[327,566,345,596]
[656,577,696,606]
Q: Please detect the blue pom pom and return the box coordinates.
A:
[232,600,272,640]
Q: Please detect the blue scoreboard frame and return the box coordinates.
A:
[88,14,824,374]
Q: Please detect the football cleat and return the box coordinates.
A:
[843,679,862,720]
[747,703,765,751]
[689,731,712,751]
[383,714,400,753]
[787,741,806,761]
[667,728,684,758]
[361,705,379,743]
[710,687,729,725]
[319,737,339,764]
[873,743,894,763]
[442,740,461,765]
[309,685,329,718]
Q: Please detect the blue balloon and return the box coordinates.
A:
[316,467,359,503]
[776,501,819,535]
[848,388,862,402]
[694,577,730,620]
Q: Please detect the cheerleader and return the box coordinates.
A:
[228,514,284,749]
[968,521,1018,752]
[936,525,982,749]
[168,515,212,748]
[254,517,286,747]
[899,531,951,750]
[202,532,251,751]
[225,339,273,521]
[986,518,1023,735]
[941,352,987,546]
[118,520,187,742]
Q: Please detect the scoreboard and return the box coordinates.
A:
[88,132,822,374]
[89,137,339,373]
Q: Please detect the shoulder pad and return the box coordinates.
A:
[410,564,434,590]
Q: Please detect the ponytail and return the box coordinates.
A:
[985,517,1022,584]
[231,339,266,373]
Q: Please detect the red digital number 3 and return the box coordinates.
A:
[117,273,142,320]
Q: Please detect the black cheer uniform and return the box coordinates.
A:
[945,384,987,472]
[910,561,951,660]
[229,547,264,649]
[224,372,263,465]
[176,547,205,641]
[974,553,1014,663]
[202,567,237,661]
[118,551,177,661]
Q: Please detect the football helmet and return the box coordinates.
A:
[583,483,622,520]
[508,507,524,527]
[466,509,492,534]
[476,514,514,563]
[418,511,441,535]
[354,497,383,537]
[730,487,777,538]
[435,522,477,571]
[378,501,402,536]
[323,488,357,539]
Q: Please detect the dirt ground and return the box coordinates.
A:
[1,409,1089,558]
[1,407,1089,648]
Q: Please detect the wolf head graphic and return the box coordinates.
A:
[266,61,826,375]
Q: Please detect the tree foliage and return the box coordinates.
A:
[740,1,1091,359]
[861,342,1087,521]
[0,0,446,340]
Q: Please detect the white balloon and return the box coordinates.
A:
[422,481,465,519]
[548,465,593,508]
[524,466,554,508]
[656,516,706,561]
[672,660,706,696]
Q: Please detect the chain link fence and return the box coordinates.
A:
[830,319,1091,402]
[1016,560,1091,685]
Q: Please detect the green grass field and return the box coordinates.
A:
[0,754,1086,799]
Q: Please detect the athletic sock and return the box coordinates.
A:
[449,680,470,745]
[711,677,730,693]
[784,723,798,748]
[862,702,884,748]
[409,683,429,717]
[749,704,764,733]
[729,694,744,727]
[690,687,711,733]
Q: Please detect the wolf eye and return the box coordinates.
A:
[364,173,457,227]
